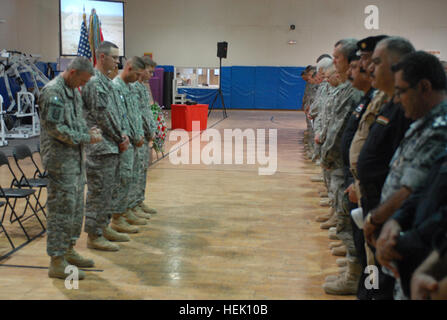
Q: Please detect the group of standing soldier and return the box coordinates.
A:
[39,41,158,280]
[302,36,447,299]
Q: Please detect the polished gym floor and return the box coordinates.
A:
[0,110,352,300]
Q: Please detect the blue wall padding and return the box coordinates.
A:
[178,66,306,110]
[231,66,255,109]
[278,67,306,109]
[254,66,280,109]
[35,62,47,75]
[0,77,12,110]
[157,65,175,73]
[20,72,34,88]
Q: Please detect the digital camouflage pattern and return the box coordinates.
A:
[39,75,91,256]
[381,100,447,202]
[321,81,363,170]
[113,77,142,210]
[82,70,125,235]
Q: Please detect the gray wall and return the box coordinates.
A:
[1,0,446,66]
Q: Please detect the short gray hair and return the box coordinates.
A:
[378,36,415,62]
[335,38,358,60]
[317,57,333,72]
[128,56,146,70]
[68,56,94,75]
[96,41,119,56]
[141,56,157,68]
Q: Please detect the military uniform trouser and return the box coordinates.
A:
[46,170,85,257]
[115,145,134,214]
[136,144,150,205]
[323,168,332,200]
[84,153,120,236]
[128,144,144,209]
[329,167,355,254]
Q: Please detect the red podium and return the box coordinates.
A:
[171,104,209,131]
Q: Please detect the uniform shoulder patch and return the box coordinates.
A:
[48,103,64,123]
[376,115,390,126]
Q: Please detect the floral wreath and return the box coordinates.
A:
[150,103,168,153]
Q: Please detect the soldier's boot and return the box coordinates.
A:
[139,202,157,215]
[325,266,348,282]
[336,257,348,267]
[103,226,130,242]
[329,241,343,249]
[65,245,95,268]
[111,214,139,234]
[124,208,147,226]
[328,227,339,240]
[319,198,331,207]
[323,259,362,295]
[87,235,120,252]
[319,191,329,198]
[320,212,337,229]
[48,256,85,280]
[310,174,324,182]
[331,244,347,257]
[133,206,152,220]
[315,207,334,223]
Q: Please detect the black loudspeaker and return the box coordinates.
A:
[217,42,228,59]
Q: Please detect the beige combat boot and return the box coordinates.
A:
[320,191,329,198]
[139,202,157,215]
[124,208,147,225]
[315,207,334,223]
[111,214,139,233]
[87,234,120,251]
[331,244,347,257]
[65,245,95,268]
[320,212,337,229]
[103,226,130,242]
[323,259,362,295]
[328,227,339,240]
[310,174,324,182]
[48,256,85,280]
[329,241,343,249]
[325,266,348,283]
[336,257,348,267]
[133,206,152,220]
[319,198,331,207]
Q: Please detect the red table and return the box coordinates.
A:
[171,104,209,131]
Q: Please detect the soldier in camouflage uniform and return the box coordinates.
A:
[82,42,135,252]
[315,66,343,224]
[112,57,148,229]
[366,52,447,299]
[321,39,364,296]
[129,56,159,218]
[302,67,316,146]
[39,57,102,280]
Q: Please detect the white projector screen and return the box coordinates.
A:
[60,0,125,56]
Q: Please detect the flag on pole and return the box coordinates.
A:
[77,9,92,59]
[88,8,103,66]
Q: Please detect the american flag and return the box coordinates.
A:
[77,12,92,59]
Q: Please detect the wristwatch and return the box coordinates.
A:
[366,213,380,226]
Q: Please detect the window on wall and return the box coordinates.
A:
[175,67,219,88]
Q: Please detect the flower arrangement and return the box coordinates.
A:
[150,103,168,153]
